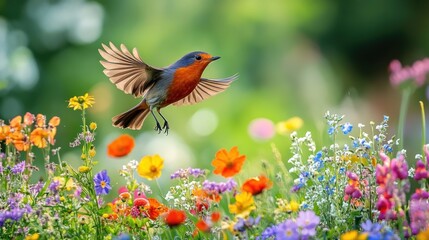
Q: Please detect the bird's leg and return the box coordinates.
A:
[157,108,169,135]
[150,107,162,133]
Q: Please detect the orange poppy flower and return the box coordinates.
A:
[211,146,246,177]
[0,125,10,141]
[35,114,46,128]
[242,175,273,195]
[10,115,22,130]
[145,198,168,220]
[107,134,135,157]
[9,131,30,151]
[193,188,221,202]
[164,209,186,227]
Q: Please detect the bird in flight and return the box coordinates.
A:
[99,42,237,134]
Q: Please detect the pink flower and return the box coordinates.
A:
[389,58,429,86]
[248,118,275,141]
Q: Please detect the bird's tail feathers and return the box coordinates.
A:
[112,104,150,130]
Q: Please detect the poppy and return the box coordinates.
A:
[145,198,168,220]
[164,209,186,227]
[242,175,272,195]
[107,134,135,157]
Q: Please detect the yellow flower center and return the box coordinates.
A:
[101,181,106,188]
[150,166,158,172]
[286,229,293,236]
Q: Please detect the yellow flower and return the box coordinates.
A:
[277,117,303,135]
[342,154,369,166]
[275,198,300,214]
[25,233,40,240]
[137,154,164,180]
[340,230,367,240]
[78,166,90,173]
[89,147,96,158]
[68,93,95,110]
[89,122,97,131]
[229,191,256,218]
[417,228,429,240]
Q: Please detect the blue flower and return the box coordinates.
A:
[258,225,277,240]
[328,127,335,135]
[93,170,111,195]
[341,123,353,134]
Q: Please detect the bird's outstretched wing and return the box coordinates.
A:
[173,74,238,106]
[99,42,162,97]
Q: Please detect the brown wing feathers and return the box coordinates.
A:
[99,42,157,97]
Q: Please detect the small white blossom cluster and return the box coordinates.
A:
[165,180,202,211]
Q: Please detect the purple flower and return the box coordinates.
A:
[410,199,429,235]
[258,225,277,240]
[170,168,206,179]
[233,216,261,232]
[412,189,429,200]
[275,219,299,239]
[296,210,320,237]
[11,161,26,174]
[30,181,45,196]
[49,180,60,194]
[0,161,3,174]
[94,170,111,195]
[202,178,237,193]
[361,219,382,233]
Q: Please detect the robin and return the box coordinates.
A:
[99,42,237,134]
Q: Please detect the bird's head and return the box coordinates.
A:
[171,51,220,69]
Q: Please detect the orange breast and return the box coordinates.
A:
[165,64,207,105]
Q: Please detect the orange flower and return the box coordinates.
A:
[9,131,30,151]
[0,125,10,141]
[30,128,49,148]
[10,115,22,130]
[242,175,273,195]
[107,134,135,157]
[23,112,35,126]
[196,219,210,232]
[193,188,221,202]
[212,146,246,177]
[164,209,186,227]
[211,212,221,222]
[145,198,168,220]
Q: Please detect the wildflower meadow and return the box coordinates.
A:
[2,57,429,240]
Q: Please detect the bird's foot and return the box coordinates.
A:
[162,121,169,135]
[154,122,162,134]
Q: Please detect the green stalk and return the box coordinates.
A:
[397,86,414,151]
[420,101,426,158]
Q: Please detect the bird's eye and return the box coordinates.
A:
[195,55,202,60]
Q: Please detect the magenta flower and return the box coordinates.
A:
[410,199,429,235]
[391,155,408,180]
[414,159,429,181]
[389,58,429,86]
[93,170,111,195]
[411,189,429,200]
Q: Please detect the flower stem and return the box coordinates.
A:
[397,86,413,151]
[420,101,426,156]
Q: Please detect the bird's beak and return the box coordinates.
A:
[210,56,221,61]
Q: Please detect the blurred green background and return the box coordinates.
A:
[2,0,429,185]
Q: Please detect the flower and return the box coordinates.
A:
[202,178,237,194]
[417,228,429,240]
[145,198,168,220]
[107,134,135,158]
[389,58,429,86]
[277,117,303,135]
[89,122,97,130]
[242,175,272,195]
[275,219,299,239]
[414,159,429,181]
[68,93,95,110]
[11,161,26,174]
[164,209,186,227]
[137,154,164,180]
[248,118,275,140]
[196,219,211,232]
[212,146,246,177]
[340,230,367,240]
[93,170,112,195]
[341,122,353,134]
[170,168,206,179]
[295,210,320,237]
[229,191,255,218]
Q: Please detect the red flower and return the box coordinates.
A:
[145,198,168,220]
[107,134,135,157]
[242,175,272,195]
[164,209,187,227]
